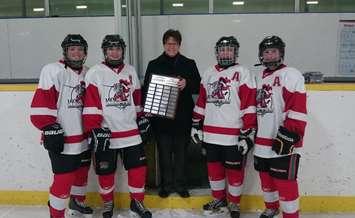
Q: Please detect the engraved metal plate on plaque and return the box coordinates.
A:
[143,74,179,119]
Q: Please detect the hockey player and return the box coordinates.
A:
[254,36,307,218]
[30,34,93,218]
[82,34,151,218]
[191,36,257,218]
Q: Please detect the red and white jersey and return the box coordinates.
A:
[193,64,257,146]
[30,61,89,155]
[254,64,307,158]
[82,63,143,149]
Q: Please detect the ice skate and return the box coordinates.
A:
[129,199,152,218]
[202,198,228,216]
[67,197,93,218]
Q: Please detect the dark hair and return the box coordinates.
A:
[162,29,182,45]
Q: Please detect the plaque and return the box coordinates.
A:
[143,74,180,119]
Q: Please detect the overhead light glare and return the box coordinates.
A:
[232,1,245,6]
[76,5,88,9]
[172,3,184,7]
[33,8,44,12]
[306,1,319,4]
[122,4,127,8]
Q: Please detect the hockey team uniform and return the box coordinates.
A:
[193,64,256,206]
[30,60,91,218]
[254,64,307,218]
[82,63,147,205]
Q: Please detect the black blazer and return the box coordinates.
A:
[143,53,201,134]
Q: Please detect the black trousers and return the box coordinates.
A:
[156,131,189,191]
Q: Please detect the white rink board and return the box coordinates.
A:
[0,91,354,196]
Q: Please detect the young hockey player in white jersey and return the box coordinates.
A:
[191,36,257,218]
[30,34,93,218]
[254,36,307,218]
[82,34,151,218]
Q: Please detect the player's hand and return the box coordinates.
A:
[90,128,111,152]
[272,126,300,155]
[237,128,256,155]
[177,77,186,90]
[191,120,203,145]
[42,123,65,154]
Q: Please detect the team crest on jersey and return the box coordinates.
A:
[65,81,85,109]
[104,78,132,109]
[256,84,273,115]
[207,77,231,106]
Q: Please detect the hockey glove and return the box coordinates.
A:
[42,123,65,154]
[238,128,256,155]
[90,128,111,152]
[191,121,203,145]
[272,126,300,155]
[137,116,151,142]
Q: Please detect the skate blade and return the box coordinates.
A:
[66,209,93,218]
[128,210,152,218]
[129,210,139,217]
[203,207,228,216]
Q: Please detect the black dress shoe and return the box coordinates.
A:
[158,188,171,198]
[176,189,190,198]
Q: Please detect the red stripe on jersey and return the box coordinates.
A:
[238,84,257,130]
[195,84,207,110]
[82,114,102,133]
[65,134,86,143]
[242,113,257,130]
[133,89,142,107]
[83,84,103,109]
[192,111,204,120]
[238,84,256,110]
[255,137,273,146]
[31,86,59,109]
[203,125,240,135]
[133,89,143,117]
[30,86,59,130]
[111,129,140,138]
[30,115,56,130]
[83,84,103,133]
[282,87,307,137]
[283,87,307,114]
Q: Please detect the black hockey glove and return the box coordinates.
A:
[191,120,203,145]
[42,123,64,154]
[238,128,256,155]
[90,128,111,153]
[272,126,300,155]
[137,116,151,142]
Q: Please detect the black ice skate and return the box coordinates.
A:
[67,197,93,218]
[129,199,152,218]
[227,202,240,218]
[102,201,114,218]
[202,198,228,216]
[259,208,280,218]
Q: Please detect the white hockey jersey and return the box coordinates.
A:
[254,64,307,158]
[30,61,89,155]
[193,64,257,146]
[82,63,143,149]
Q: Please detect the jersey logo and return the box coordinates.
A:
[65,81,85,110]
[207,76,231,107]
[104,78,132,109]
[256,84,273,115]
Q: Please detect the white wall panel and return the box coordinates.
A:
[0,13,354,79]
[0,22,11,79]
